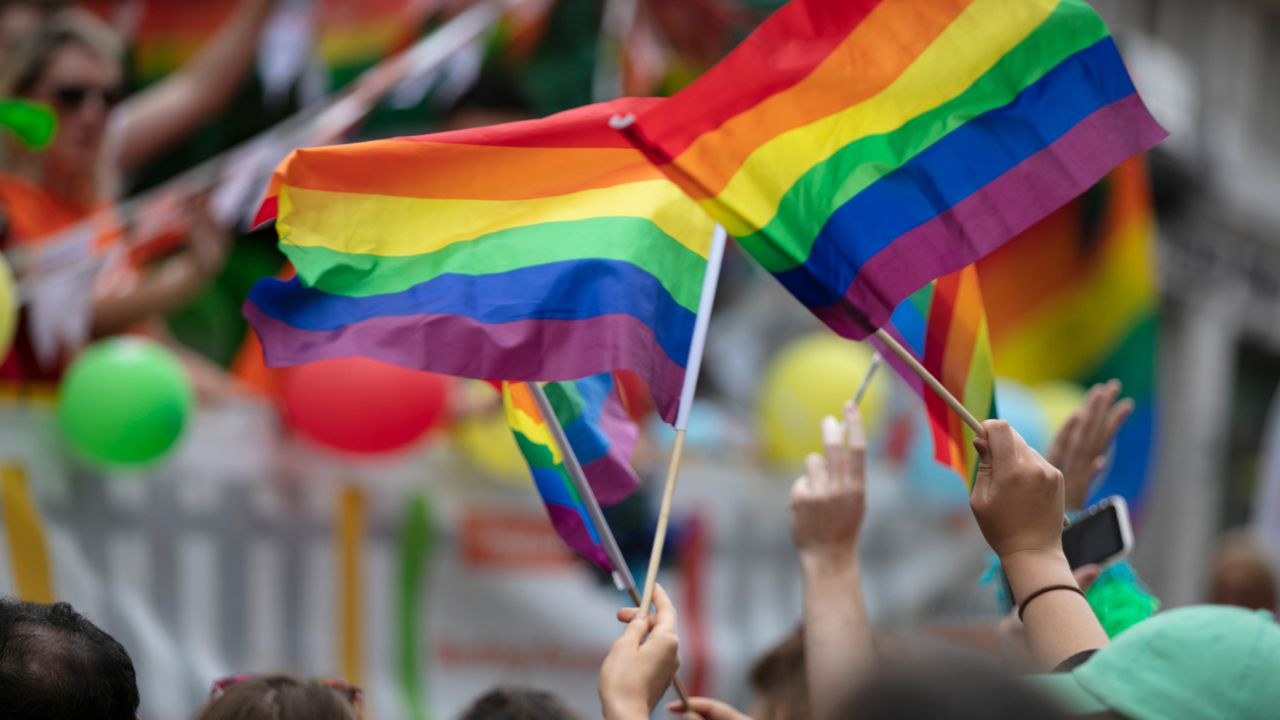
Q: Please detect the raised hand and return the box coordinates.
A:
[790,401,867,569]
[971,421,1066,562]
[1045,380,1134,511]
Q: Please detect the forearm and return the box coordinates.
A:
[801,552,873,720]
[1002,549,1109,670]
[92,257,205,337]
[117,0,276,170]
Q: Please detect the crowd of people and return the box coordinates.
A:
[2,389,1279,718]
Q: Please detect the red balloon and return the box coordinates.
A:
[278,358,452,455]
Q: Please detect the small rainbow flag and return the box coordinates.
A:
[503,376,640,570]
[620,0,1166,340]
[978,156,1158,506]
[875,266,996,487]
[244,98,717,423]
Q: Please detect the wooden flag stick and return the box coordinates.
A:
[639,225,727,618]
[527,382,692,708]
[873,328,984,435]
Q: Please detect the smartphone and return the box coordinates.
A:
[1061,495,1133,569]
[999,496,1133,607]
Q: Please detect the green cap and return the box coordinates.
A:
[1033,605,1280,719]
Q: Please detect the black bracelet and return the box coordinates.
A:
[1017,584,1085,621]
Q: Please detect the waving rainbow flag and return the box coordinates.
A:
[244,99,716,423]
[620,0,1166,340]
[978,156,1157,507]
[875,266,995,488]
[503,376,639,570]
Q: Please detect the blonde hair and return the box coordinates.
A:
[0,8,123,207]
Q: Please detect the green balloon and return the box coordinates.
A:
[57,338,194,468]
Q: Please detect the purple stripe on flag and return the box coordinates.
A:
[544,503,611,571]
[582,387,641,506]
[812,94,1167,339]
[244,302,687,423]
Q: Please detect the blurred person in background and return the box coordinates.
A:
[745,631,809,720]
[0,0,275,389]
[1208,530,1278,613]
[460,686,584,720]
[196,674,359,720]
[0,598,139,720]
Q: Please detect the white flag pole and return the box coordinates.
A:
[638,224,727,616]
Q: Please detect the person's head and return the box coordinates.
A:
[748,631,809,720]
[459,686,583,720]
[0,598,139,720]
[0,8,122,200]
[1035,605,1280,719]
[1209,530,1278,612]
[838,657,1071,720]
[0,0,64,63]
[196,674,358,720]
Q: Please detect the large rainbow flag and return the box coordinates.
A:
[503,375,639,570]
[876,266,996,488]
[244,98,717,423]
[620,0,1166,341]
[978,156,1157,507]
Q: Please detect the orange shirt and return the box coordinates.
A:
[0,175,133,382]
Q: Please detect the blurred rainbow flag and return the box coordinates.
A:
[503,376,639,570]
[621,0,1165,341]
[875,266,995,487]
[978,156,1157,507]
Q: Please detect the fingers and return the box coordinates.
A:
[1046,412,1079,468]
[844,401,866,483]
[617,607,644,624]
[803,452,826,490]
[821,415,847,488]
[1073,564,1103,592]
[668,697,751,720]
[981,420,1017,472]
[1103,397,1134,444]
[616,613,650,649]
[651,584,678,638]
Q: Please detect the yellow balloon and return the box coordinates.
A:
[1032,381,1087,438]
[451,381,530,486]
[0,253,15,358]
[758,333,889,467]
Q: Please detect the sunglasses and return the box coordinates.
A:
[209,674,364,708]
[51,84,124,111]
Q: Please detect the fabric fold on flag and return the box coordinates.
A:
[874,265,996,488]
[502,376,640,571]
[620,0,1166,341]
[244,98,716,423]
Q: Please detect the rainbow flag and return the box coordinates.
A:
[244,98,717,423]
[503,376,640,570]
[620,0,1166,340]
[875,266,995,487]
[978,156,1157,507]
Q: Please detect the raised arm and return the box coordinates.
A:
[1045,380,1134,511]
[971,421,1110,670]
[115,0,278,172]
[792,402,873,719]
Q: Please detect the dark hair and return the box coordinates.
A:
[0,598,140,720]
[749,631,809,720]
[838,658,1072,720]
[195,674,356,720]
[459,686,583,720]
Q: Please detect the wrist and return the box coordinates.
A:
[601,697,649,720]
[799,544,858,574]
[1000,548,1075,602]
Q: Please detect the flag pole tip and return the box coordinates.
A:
[608,113,636,130]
